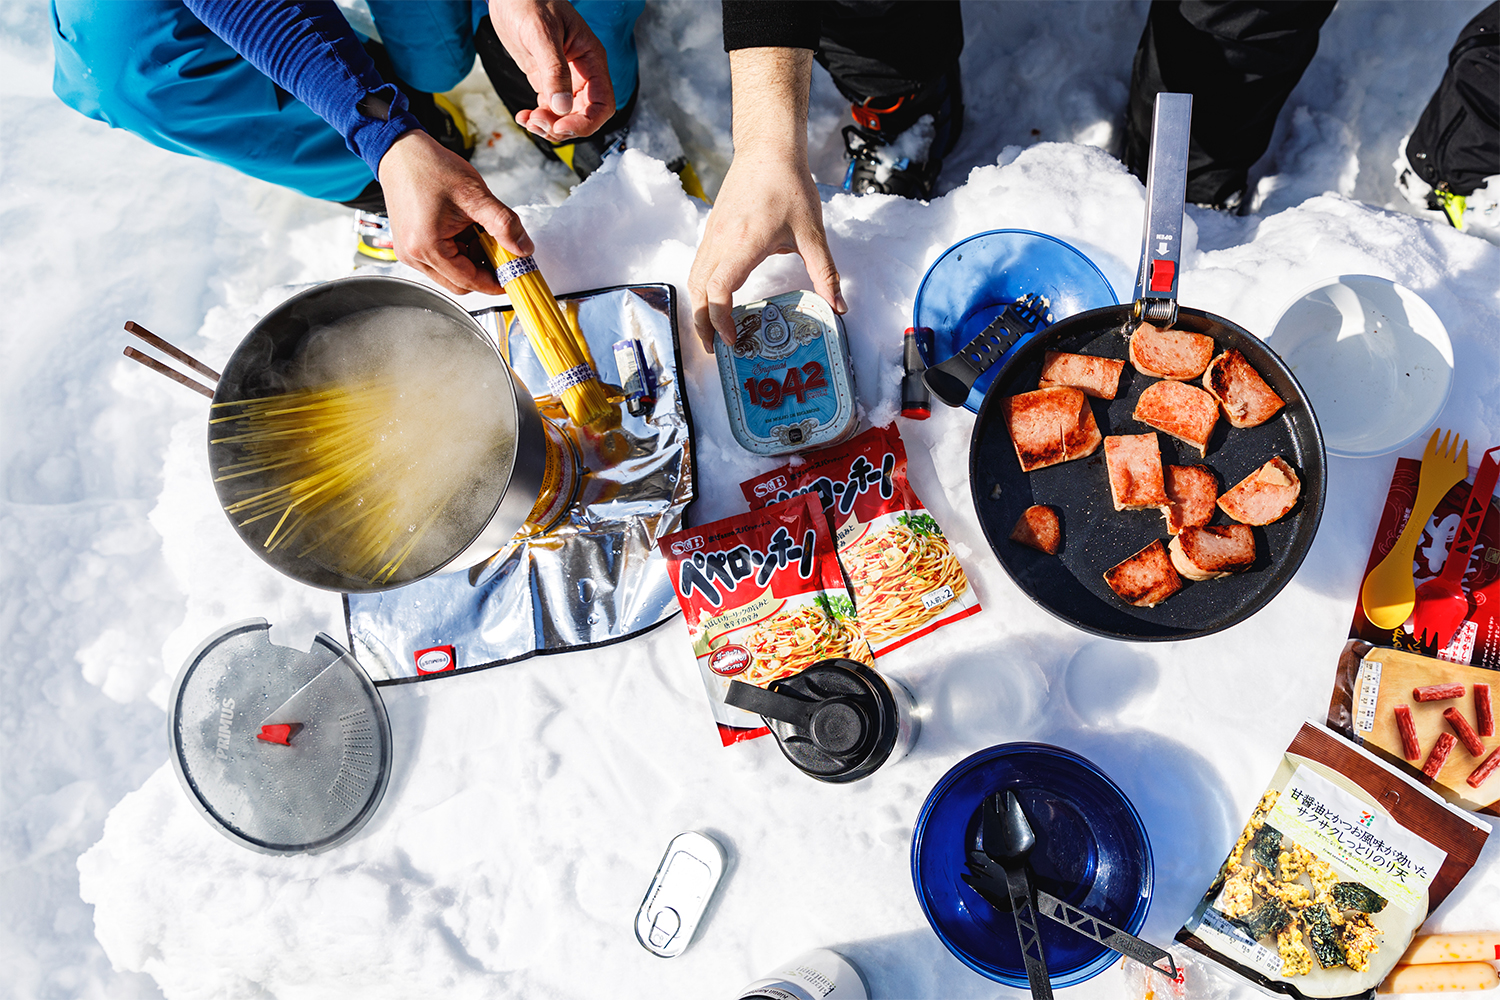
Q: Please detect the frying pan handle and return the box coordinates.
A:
[1132,93,1192,328]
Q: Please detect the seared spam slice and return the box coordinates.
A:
[1105,433,1169,511]
[1001,387,1103,472]
[1219,456,1301,525]
[1104,539,1183,607]
[1010,504,1062,555]
[1162,464,1218,534]
[1204,349,1284,428]
[1038,351,1126,399]
[1168,524,1257,580]
[1130,324,1215,379]
[1133,379,1219,457]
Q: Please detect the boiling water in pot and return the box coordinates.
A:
[212,305,519,586]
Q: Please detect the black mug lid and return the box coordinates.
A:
[726,658,899,782]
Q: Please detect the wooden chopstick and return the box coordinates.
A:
[123,346,215,399]
[124,321,220,383]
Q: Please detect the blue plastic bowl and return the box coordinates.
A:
[911,743,1153,988]
[911,230,1118,412]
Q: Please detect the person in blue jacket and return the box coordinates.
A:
[50,0,643,296]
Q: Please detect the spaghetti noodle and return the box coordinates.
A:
[212,378,453,585]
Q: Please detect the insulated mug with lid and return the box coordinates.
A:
[725,658,918,782]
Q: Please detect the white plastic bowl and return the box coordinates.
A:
[1267,274,1453,459]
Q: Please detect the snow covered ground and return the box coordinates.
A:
[2,2,1498,998]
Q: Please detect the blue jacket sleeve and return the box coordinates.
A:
[183,0,421,179]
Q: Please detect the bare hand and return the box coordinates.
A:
[377,130,532,296]
[688,155,845,351]
[488,0,614,142]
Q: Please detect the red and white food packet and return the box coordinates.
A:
[741,424,981,656]
[658,494,872,747]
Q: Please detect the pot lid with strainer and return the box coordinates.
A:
[168,619,392,855]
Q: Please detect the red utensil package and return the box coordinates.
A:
[658,494,873,746]
[1349,456,1500,665]
[740,424,981,656]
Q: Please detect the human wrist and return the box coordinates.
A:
[728,47,812,161]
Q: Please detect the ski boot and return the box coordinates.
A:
[1396,135,1468,230]
[842,66,963,200]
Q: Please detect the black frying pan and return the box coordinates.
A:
[966,95,1325,640]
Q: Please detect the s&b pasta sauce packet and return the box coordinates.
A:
[740,424,980,655]
[658,494,873,747]
[1177,722,1489,1000]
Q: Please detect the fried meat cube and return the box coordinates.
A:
[1105,433,1169,510]
[1169,525,1257,580]
[1162,464,1218,534]
[1218,457,1301,525]
[1001,387,1103,472]
[1133,379,1219,456]
[1010,504,1062,554]
[1038,350,1126,399]
[1104,538,1182,607]
[1204,349,1284,428]
[1129,323,1215,379]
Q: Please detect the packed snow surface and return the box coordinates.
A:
[2,2,1498,998]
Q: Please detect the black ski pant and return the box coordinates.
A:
[1406,1,1498,197]
[1126,0,1337,207]
[721,0,963,105]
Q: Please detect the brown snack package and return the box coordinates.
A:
[1328,641,1500,815]
[1177,723,1490,1000]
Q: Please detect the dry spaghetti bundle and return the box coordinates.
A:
[479,232,617,431]
[211,378,453,585]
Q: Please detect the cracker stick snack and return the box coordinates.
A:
[659,495,872,747]
[741,424,981,655]
[1178,723,1489,1000]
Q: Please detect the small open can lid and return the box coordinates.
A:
[167,619,392,854]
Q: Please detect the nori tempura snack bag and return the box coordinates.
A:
[1178,723,1489,1000]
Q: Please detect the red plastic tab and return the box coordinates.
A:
[414,644,456,674]
[1149,259,1175,292]
[257,724,295,746]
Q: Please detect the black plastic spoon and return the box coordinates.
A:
[979,790,1054,1000]
[965,791,1179,983]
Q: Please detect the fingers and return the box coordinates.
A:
[469,198,534,259]
[491,0,615,141]
[798,233,848,316]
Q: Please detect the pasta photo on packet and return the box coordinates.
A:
[741,424,980,655]
[658,494,873,746]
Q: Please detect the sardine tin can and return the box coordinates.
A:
[716,291,858,456]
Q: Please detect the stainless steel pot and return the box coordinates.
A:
[209,275,551,593]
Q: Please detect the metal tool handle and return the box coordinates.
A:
[1132,93,1193,329]
[922,295,1046,408]
[1004,864,1054,1000]
[1034,891,1178,979]
[1437,447,1500,584]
